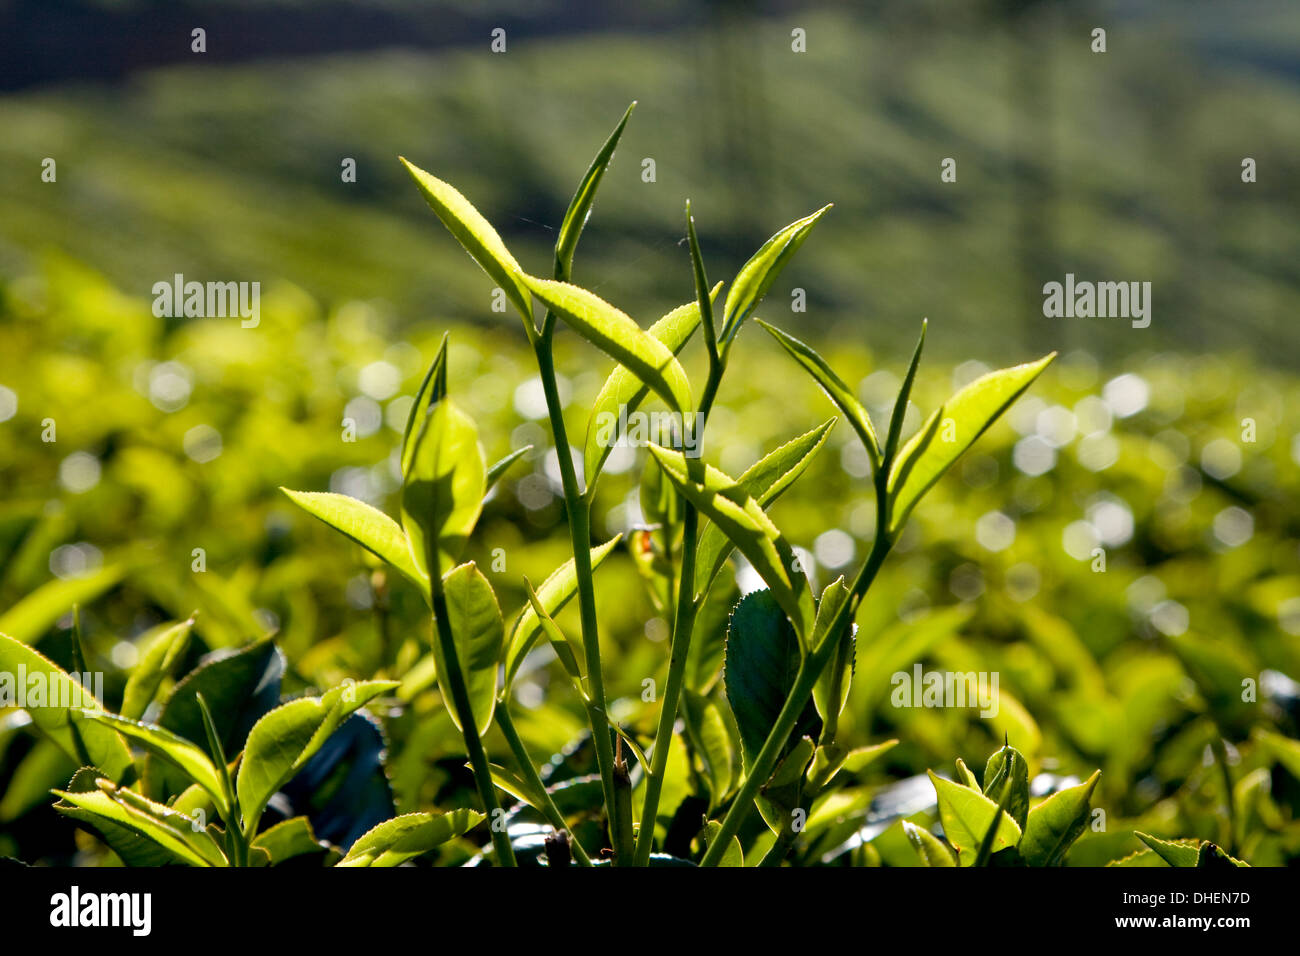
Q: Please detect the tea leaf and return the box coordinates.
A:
[523,276,692,416]
[720,205,831,354]
[888,353,1055,533]
[250,816,332,866]
[523,577,584,685]
[0,632,132,781]
[693,419,835,602]
[485,445,533,492]
[119,617,194,721]
[682,688,737,810]
[954,757,981,790]
[1135,830,1202,868]
[435,562,505,737]
[401,333,448,475]
[928,771,1022,865]
[400,157,532,327]
[1197,842,1250,868]
[811,577,854,726]
[903,820,957,867]
[502,536,621,686]
[882,319,927,466]
[982,743,1030,830]
[1019,770,1100,866]
[584,288,718,489]
[78,711,229,819]
[154,638,283,791]
[756,320,880,464]
[235,680,397,837]
[55,779,227,867]
[649,445,814,641]
[555,102,635,280]
[401,400,486,578]
[282,489,426,588]
[702,819,744,867]
[724,591,819,770]
[338,809,484,867]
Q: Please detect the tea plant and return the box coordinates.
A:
[278,103,1055,866]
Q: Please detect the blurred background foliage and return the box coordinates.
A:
[0,0,1297,865]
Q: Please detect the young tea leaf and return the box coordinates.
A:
[522,276,693,417]
[928,771,1022,866]
[584,289,718,489]
[903,820,957,867]
[401,400,486,579]
[55,780,227,867]
[1019,770,1100,866]
[887,353,1055,533]
[502,536,621,687]
[1134,831,1203,868]
[400,157,533,328]
[982,743,1030,830]
[337,809,485,867]
[435,562,505,737]
[235,680,397,838]
[400,333,448,475]
[282,489,426,589]
[77,711,230,820]
[756,320,880,465]
[720,205,831,355]
[119,616,194,722]
[554,102,635,280]
[649,445,815,642]
[693,419,835,602]
[0,632,132,782]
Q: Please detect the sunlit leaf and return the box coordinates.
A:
[928,771,1021,866]
[649,445,814,641]
[693,419,835,602]
[522,276,692,416]
[1019,770,1099,866]
[584,288,718,489]
[720,206,831,354]
[503,537,621,687]
[555,102,635,280]
[435,562,504,737]
[903,820,957,867]
[119,617,194,722]
[337,809,484,867]
[282,489,426,589]
[756,320,879,463]
[235,680,396,837]
[887,354,1054,532]
[401,400,486,578]
[400,157,532,327]
[0,632,132,781]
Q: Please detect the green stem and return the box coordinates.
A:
[430,580,516,867]
[634,506,700,864]
[497,705,593,866]
[1210,733,1237,854]
[699,531,892,867]
[633,368,723,865]
[533,330,625,863]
